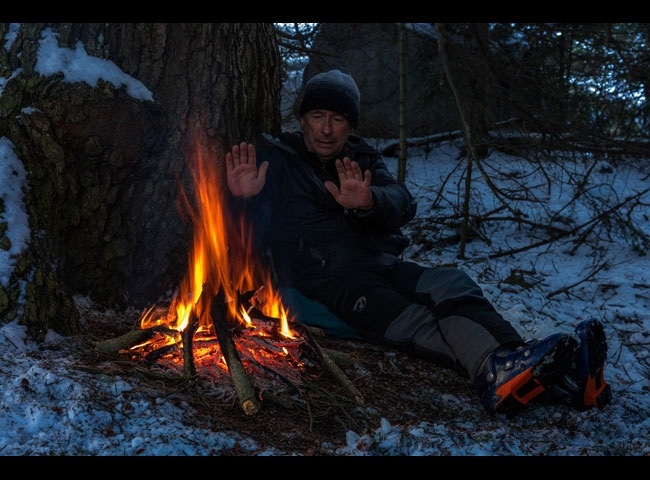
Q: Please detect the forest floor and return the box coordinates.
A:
[73,303,482,456]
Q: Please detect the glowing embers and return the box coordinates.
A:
[129,286,322,387]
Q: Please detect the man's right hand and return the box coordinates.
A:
[225,141,269,198]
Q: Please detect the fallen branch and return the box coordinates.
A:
[322,347,355,369]
[303,330,364,405]
[210,288,260,416]
[546,261,609,299]
[321,346,364,405]
[94,328,155,355]
[259,389,302,410]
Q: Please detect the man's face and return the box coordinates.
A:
[300,109,354,162]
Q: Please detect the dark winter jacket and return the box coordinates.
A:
[235,131,417,291]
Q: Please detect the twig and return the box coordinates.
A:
[546,261,609,299]
[322,347,355,369]
[259,389,301,410]
[308,334,364,405]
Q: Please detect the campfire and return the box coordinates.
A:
[96,146,362,415]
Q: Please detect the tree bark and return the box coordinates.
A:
[0,23,281,341]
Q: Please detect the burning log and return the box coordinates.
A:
[92,144,367,419]
[210,288,260,416]
[94,286,362,419]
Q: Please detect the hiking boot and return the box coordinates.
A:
[476,333,579,417]
[545,319,612,411]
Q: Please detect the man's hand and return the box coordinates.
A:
[324,157,374,210]
[225,142,269,198]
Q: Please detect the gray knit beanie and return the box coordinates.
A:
[299,69,360,128]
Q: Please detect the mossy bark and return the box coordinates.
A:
[0,23,281,341]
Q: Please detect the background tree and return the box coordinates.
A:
[282,23,650,261]
[397,23,407,184]
[0,23,281,341]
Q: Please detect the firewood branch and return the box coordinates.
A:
[302,329,364,405]
[210,288,260,416]
[94,328,155,355]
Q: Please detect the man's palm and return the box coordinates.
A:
[226,142,268,198]
[325,157,373,210]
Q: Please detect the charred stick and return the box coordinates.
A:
[181,311,199,378]
[237,348,301,397]
[258,389,301,410]
[143,344,177,363]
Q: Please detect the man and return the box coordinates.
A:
[225,69,611,416]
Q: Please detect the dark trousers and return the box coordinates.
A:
[301,261,524,381]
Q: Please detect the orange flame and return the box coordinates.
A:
[139,144,295,341]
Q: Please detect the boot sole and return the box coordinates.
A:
[580,319,612,410]
[532,334,580,383]
[492,335,579,417]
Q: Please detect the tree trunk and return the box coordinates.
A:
[0,23,281,341]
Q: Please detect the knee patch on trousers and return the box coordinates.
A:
[435,296,524,345]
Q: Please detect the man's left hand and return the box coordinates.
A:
[324,157,374,210]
